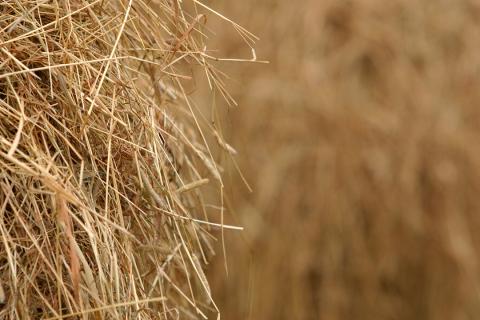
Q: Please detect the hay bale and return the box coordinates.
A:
[0,0,241,318]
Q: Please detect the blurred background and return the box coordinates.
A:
[197,1,480,319]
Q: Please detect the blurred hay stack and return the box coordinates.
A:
[205,0,480,319]
[0,0,243,318]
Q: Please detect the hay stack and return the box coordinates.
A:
[0,0,244,318]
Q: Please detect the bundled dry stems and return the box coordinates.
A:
[0,0,251,318]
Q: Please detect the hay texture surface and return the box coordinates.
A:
[0,0,245,318]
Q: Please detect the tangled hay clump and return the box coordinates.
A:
[0,0,253,318]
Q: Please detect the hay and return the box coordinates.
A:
[0,0,248,318]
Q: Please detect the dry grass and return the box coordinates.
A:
[204,0,480,319]
[0,0,251,319]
